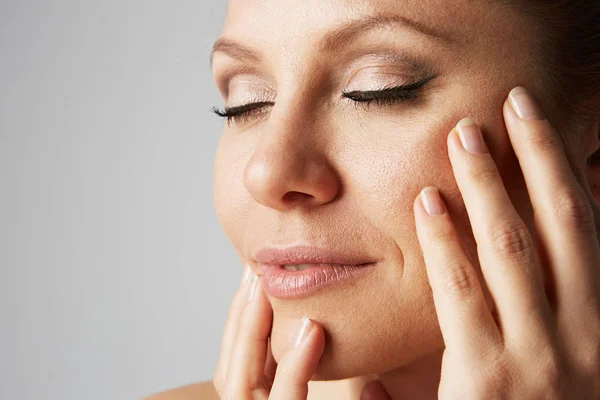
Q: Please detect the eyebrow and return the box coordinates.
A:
[210,12,452,67]
[320,13,451,53]
[210,37,262,67]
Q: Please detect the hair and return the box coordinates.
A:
[504,0,600,146]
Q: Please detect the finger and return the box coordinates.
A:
[226,274,273,397]
[504,87,600,312]
[269,317,325,400]
[214,264,253,391]
[360,380,392,400]
[264,337,277,390]
[414,188,502,359]
[448,117,554,344]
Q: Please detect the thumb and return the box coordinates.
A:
[360,379,392,400]
[268,317,325,400]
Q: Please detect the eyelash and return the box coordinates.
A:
[211,76,435,125]
[341,76,434,109]
[211,101,274,125]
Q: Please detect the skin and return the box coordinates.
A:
[145,0,600,398]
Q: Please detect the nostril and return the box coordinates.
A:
[282,191,315,204]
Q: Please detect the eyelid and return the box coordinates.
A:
[212,79,430,126]
[345,66,412,88]
[342,52,437,86]
[343,75,436,98]
[345,75,413,94]
[226,86,277,110]
[214,67,275,102]
[212,73,436,126]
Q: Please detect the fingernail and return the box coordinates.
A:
[420,187,446,216]
[240,264,252,285]
[246,272,259,303]
[456,117,488,154]
[293,316,312,348]
[508,86,546,120]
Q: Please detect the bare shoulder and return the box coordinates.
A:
[144,381,219,400]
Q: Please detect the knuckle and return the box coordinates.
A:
[524,127,564,153]
[488,222,534,261]
[551,189,595,230]
[540,352,563,381]
[471,359,515,400]
[537,354,567,397]
[483,365,513,396]
[231,285,250,309]
[221,384,249,400]
[467,161,500,186]
[212,374,225,393]
[221,386,234,400]
[429,223,458,244]
[580,334,600,375]
[438,260,479,299]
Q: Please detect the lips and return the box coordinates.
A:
[253,246,378,298]
[254,245,376,266]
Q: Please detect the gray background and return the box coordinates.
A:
[0,1,236,399]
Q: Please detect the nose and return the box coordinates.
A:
[243,108,341,211]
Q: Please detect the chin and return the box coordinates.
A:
[267,290,445,381]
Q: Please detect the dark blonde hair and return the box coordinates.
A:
[507,0,600,143]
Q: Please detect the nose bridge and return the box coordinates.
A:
[242,91,341,211]
[265,92,325,159]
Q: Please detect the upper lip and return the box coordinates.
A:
[254,245,377,266]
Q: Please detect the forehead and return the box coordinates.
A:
[222,0,513,48]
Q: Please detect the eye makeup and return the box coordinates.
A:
[211,74,436,125]
[210,79,436,125]
[211,100,274,125]
[211,49,439,126]
[342,75,436,107]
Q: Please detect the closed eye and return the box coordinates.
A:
[211,75,436,125]
[341,75,435,108]
[210,101,274,125]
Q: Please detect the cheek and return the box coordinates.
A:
[213,137,252,249]
[335,115,459,241]
[214,106,516,379]
[269,123,466,379]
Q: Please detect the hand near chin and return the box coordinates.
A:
[212,266,326,400]
[414,87,600,399]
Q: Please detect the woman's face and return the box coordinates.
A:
[211,0,543,380]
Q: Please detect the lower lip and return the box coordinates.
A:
[259,263,376,299]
